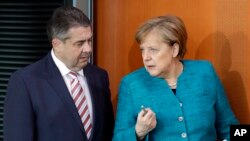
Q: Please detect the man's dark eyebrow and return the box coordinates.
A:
[73,38,92,45]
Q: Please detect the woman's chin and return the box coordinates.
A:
[148,71,158,77]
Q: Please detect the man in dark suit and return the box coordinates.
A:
[4,6,114,141]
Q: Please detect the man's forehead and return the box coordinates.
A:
[66,27,92,40]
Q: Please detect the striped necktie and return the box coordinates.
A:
[68,71,92,139]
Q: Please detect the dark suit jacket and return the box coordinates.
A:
[4,53,114,141]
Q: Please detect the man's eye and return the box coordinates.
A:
[77,43,83,47]
[88,39,92,43]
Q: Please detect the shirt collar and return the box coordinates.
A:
[51,49,84,77]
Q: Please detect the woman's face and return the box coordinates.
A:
[139,30,179,78]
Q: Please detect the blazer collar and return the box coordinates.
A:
[45,53,88,137]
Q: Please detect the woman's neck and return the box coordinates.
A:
[165,60,183,89]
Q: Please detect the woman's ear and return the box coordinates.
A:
[172,43,180,58]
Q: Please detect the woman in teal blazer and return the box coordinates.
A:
[113,15,238,141]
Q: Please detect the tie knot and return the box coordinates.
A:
[68,71,78,79]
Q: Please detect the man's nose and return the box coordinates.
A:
[82,42,92,52]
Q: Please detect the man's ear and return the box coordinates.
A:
[52,38,62,50]
[172,43,180,58]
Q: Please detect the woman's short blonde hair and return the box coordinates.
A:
[135,15,187,58]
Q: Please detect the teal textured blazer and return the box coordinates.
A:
[113,60,238,141]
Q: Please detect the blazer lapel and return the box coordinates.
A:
[83,64,99,138]
[176,62,194,99]
[45,54,86,133]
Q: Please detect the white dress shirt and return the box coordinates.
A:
[51,49,93,122]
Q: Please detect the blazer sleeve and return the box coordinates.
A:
[208,62,239,140]
[103,71,115,141]
[4,72,35,141]
[113,78,148,141]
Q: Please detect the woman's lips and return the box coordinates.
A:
[146,65,155,70]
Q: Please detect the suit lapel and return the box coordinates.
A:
[83,64,99,139]
[45,54,86,134]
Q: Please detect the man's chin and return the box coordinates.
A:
[79,62,88,68]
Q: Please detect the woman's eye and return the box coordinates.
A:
[150,48,158,52]
[139,48,144,53]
